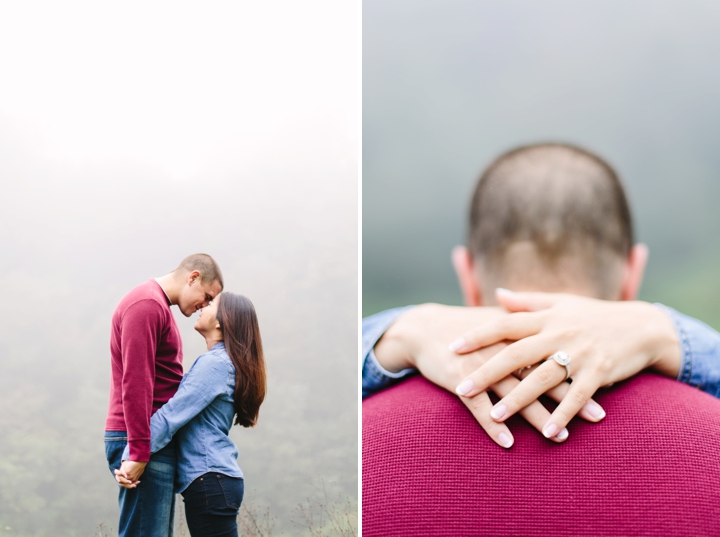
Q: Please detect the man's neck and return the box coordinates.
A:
[155,273,180,305]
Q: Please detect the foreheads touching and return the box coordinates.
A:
[175,253,224,316]
[467,143,634,300]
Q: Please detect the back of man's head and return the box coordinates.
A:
[468,143,633,299]
[362,143,720,535]
[176,253,224,288]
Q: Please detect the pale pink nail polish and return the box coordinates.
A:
[498,432,513,448]
[543,423,558,438]
[491,403,507,420]
[584,401,606,420]
[448,338,466,352]
[455,379,474,396]
[555,428,569,440]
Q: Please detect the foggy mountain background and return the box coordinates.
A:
[0,2,357,536]
[363,0,720,332]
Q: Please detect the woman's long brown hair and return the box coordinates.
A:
[215,293,266,427]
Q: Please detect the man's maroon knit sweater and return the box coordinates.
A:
[105,279,183,462]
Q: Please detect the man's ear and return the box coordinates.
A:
[452,246,483,306]
[188,270,201,286]
[619,243,649,301]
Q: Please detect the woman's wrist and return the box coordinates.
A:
[642,302,681,379]
[372,310,418,373]
[373,303,468,374]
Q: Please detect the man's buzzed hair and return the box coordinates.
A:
[176,253,224,289]
[468,143,633,299]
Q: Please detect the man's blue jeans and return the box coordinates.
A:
[105,430,176,537]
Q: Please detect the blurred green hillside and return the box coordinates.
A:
[363,251,720,331]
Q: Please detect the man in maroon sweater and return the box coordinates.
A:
[362,144,720,535]
[104,253,223,537]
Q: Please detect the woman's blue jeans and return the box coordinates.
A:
[182,473,244,537]
[105,430,176,537]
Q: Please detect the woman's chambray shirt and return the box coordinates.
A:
[362,305,720,400]
[122,342,241,493]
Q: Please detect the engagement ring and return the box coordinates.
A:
[549,351,571,381]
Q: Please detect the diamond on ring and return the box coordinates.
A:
[549,351,571,380]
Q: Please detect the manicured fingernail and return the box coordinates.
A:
[584,401,606,420]
[496,287,514,297]
[490,403,507,420]
[543,423,558,438]
[498,432,513,448]
[555,428,569,440]
[448,338,465,352]
[455,379,474,396]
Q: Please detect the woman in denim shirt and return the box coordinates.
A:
[116,292,266,537]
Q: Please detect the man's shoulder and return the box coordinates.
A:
[363,373,720,536]
[113,280,170,322]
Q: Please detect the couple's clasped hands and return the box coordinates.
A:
[373,289,681,448]
[114,460,147,489]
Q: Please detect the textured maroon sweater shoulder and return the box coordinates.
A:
[363,373,720,536]
[105,279,183,461]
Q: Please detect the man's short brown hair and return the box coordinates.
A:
[176,253,224,289]
[468,143,633,299]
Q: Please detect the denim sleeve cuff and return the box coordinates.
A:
[363,349,417,399]
[362,306,417,398]
[654,303,692,384]
[367,347,416,379]
[654,303,720,398]
[122,445,130,462]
